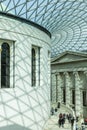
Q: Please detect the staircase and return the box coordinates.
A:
[43,103,74,130]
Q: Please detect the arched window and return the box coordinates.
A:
[1,43,10,88]
[32,48,36,86]
[31,46,40,87]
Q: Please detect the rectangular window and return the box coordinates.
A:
[72,89,75,105]
[63,88,66,104]
[83,91,87,106]
[32,45,40,87]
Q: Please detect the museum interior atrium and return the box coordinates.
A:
[0,0,87,57]
[0,0,87,130]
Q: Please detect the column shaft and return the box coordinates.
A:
[57,73,62,102]
[74,72,81,116]
[65,72,71,106]
[51,74,57,103]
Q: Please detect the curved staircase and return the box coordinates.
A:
[43,103,75,130]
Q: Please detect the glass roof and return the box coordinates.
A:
[0,0,87,57]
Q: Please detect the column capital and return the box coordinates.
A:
[57,73,62,80]
[73,71,78,75]
[57,72,60,75]
[84,71,87,76]
[63,71,69,76]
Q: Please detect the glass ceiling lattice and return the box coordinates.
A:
[0,0,87,57]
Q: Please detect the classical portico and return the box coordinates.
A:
[51,51,87,118]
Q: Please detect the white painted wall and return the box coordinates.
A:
[0,15,51,130]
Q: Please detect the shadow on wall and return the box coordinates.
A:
[0,124,31,130]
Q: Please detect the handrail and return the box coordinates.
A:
[60,103,74,114]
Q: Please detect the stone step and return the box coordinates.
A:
[44,108,72,130]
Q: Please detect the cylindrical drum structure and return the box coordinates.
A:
[0,13,51,130]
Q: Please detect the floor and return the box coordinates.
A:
[43,110,87,130]
[44,113,72,130]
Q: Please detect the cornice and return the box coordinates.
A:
[51,58,87,65]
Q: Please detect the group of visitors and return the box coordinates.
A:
[51,107,58,115]
[58,113,74,128]
[58,113,86,130]
[58,113,66,127]
[51,107,86,130]
[76,122,86,130]
[75,116,86,130]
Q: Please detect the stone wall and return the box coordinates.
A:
[0,15,51,130]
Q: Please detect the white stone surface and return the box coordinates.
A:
[51,51,87,118]
[0,15,51,130]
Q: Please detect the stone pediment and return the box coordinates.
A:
[51,51,87,63]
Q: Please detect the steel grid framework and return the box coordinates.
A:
[0,0,87,57]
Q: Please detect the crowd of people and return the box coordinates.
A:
[58,113,74,128]
[51,107,86,130]
[58,113,86,130]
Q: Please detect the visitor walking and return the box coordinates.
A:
[58,113,62,127]
[71,116,74,130]
[81,123,85,130]
[76,123,78,130]
[51,107,54,115]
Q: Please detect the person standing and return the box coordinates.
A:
[57,102,60,108]
[71,116,74,130]
[51,107,54,115]
[76,123,78,130]
[81,123,85,130]
[58,113,63,127]
[61,116,65,128]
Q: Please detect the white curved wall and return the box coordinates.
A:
[0,15,51,130]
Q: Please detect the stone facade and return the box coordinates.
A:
[0,14,51,130]
[51,51,87,118]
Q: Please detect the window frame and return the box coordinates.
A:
[82,90,87,107]
[1,42,10,88]
[72,89,75,105]
[0,39,15,89]
[31,45,40,87]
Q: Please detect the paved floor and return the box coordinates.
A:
[43,112,87,130]
[44,113,72,130]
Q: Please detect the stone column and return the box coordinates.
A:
[51,74,57,103]
[64,72,71,106]
[57,73,62,102]
[84,71,87,106]
[74,71,81,116]
[0,46,1,88]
